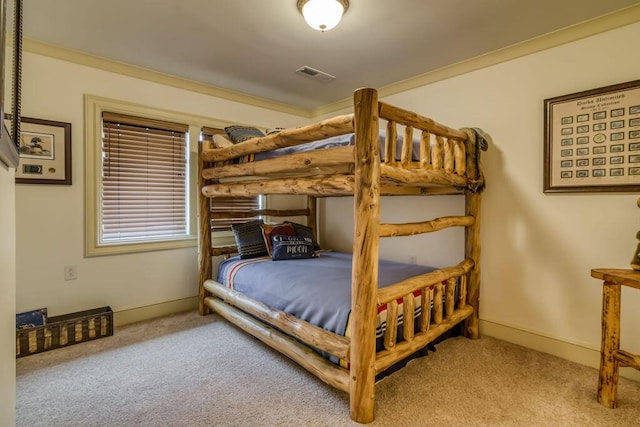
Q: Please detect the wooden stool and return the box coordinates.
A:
[591,268,640,408]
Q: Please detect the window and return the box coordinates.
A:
[208,196,262,232]
[201,127,262,235]
[85,95,202,255]
[85,95,266,255]
[101,112,188,243]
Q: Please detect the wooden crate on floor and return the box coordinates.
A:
[16,306,113,358]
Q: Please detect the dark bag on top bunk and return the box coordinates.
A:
[271,235,315,261]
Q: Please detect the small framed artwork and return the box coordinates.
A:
[15,117,71,185]
[544,79,640,193]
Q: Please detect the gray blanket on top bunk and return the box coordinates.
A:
[254,131,422,162]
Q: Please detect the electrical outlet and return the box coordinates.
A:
[64,265,77,281]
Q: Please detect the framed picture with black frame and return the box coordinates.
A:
[15,117,72,185]
[544,79,640,193]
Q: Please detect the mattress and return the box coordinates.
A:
[217,251,457,364]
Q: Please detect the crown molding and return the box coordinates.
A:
[23,38,312,118]
[312,4,640,117]
[24,4,640,120]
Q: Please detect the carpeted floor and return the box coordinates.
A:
[16,311,640,426]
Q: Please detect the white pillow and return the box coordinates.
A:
[212,133,234,148]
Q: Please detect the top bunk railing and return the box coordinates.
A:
[199,88,488,197]
[377,101,467,141]
[201,114,355,163]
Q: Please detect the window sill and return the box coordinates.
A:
[85,236,196,257]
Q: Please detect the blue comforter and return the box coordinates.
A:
[217,251,436,337]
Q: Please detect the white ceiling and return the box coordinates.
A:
[23,0,640,111]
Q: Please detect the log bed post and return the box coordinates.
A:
[198,139,213,315]
[462,129,482,339]
[307,195,318,244]
[350,87,381,423]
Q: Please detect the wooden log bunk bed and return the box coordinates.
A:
[197,87,489,423]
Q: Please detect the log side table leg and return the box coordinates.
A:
[597,281,621,408]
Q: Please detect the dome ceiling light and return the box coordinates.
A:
[297,0,349,32]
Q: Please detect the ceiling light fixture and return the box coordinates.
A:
[297,0,349,32]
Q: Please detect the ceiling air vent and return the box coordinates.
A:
[295,66,336,83]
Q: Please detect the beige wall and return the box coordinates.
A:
[1,163,16,427]
[15,51,306,317]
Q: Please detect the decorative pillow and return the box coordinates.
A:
[286,222,320,250]
[272,235,315,261]
[212,133,235,148]
[225,125,265,143]
[231,219,268,259]
[260,223,295,255]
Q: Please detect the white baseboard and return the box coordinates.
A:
[480,319,640,382]
[113,296,198,327]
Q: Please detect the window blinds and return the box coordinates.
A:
[101,112,188,242]
[201,127,261,231]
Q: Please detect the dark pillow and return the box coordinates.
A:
[231,219,268,259]
[225,125,265,143]
[260,223,295,256]
[286,222,320,250]
[272,235,315,261]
